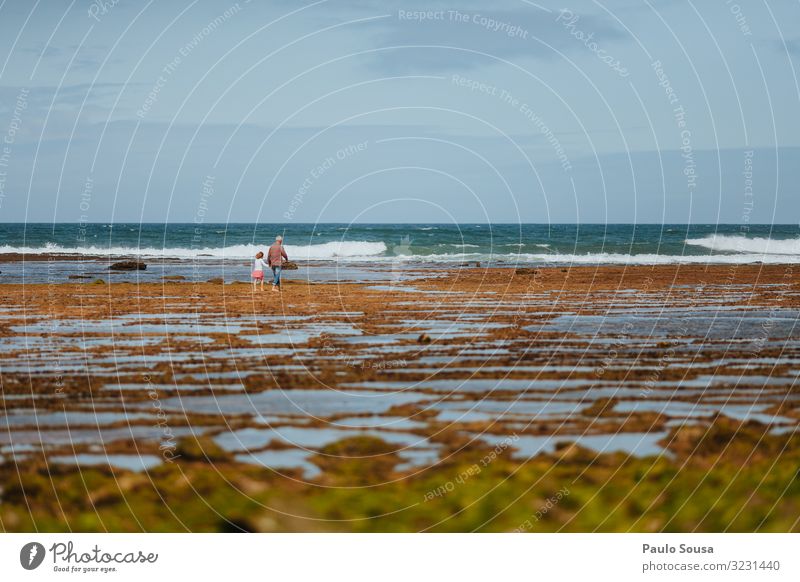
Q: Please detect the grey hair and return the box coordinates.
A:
[276,235,283,241]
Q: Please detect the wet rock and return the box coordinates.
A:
[664,424,705,455]
[281,261,299,270]
[91,278,105,285]
[162,275,185,281]
[313,436,398,484]
[515,268,540,276]
[553,442,594,463]
[207,278,224,284]
[662,416,776,458]
[417,333,432,344]
[582,397,618,418]
[109,260,146,271]
[175,435,227,462]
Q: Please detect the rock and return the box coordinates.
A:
[313,436,399,484]
[553,442,582,461]
[207,278,224,284]
[582,397,618,417]
[281,261,299,270]
[175,435,227,462]
[162,275,185,281]
[91,278,105,285]
[109,260,146,271]
[515,268,540,276]
[417,333,432,344]
[68,274,92,280]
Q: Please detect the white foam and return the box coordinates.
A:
[0,240,388,260]
[521,252,800,265]
[3,240,799,264]
[687,235,800,256]
[346,252,800,265]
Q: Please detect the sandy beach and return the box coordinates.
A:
[1,263,799,532]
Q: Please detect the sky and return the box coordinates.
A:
[0,0,798,224]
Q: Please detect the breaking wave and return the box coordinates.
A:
[686,235,800,256]
[0,240,388,260]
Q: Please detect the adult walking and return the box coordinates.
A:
[268,234,288,292]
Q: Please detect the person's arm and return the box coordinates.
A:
[281,246,288,261]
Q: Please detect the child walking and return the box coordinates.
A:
[251,251,269,292]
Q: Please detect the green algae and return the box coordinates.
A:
[1,419,798,532]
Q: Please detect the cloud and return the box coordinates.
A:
[18,42,124,71]
[362,7,631,73]
[0,82,147,143]
[264,0,632,72]
[19,44,64,59]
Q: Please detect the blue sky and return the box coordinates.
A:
[0,0,798,223]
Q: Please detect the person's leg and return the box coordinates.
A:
[274,266,282,287]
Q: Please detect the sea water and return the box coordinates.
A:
[1,223,799,283]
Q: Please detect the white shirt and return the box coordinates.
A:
[253,258,268,271]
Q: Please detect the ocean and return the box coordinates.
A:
[1,223,799,265]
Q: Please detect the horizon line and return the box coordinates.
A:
[2,222,798,226]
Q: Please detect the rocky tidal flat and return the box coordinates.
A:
[0,264,798,532]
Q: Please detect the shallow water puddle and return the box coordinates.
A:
[157,388,429,417]
[344,378,597,393]
[615,400,794,424]
[481,431,667,458]
[0,425,197,446]
[432,399,583,419]
[331,415,427,430]
[215,425,430,452]
[50,453,162,472]
[2,409,152,428]
[243,322,362,345]
[14,319,252,335]
[530,309,800,341]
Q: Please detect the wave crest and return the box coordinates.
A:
[686,235,800,255]
[0,240,388,260]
